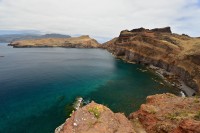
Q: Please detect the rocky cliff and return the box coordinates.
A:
[9,35,100,48]
[55,101,136,133]
[55,94,200,133]
[104,27,200,93]
[129,93,200,133]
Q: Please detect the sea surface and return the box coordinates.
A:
[0,43,180,133]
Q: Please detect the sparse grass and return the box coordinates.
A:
[165,111,190,121]
[165,113,179,120]
[194,96,200,103]
[194,111,200,121]
[88,106,103,119]
[194,99,199,103]
[147,109,157,114]
[144,105,158,114]
[155,123,174,133]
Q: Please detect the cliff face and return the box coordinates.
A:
[55,94,200,133]
[9,35,100,48]
[104,27,200,92]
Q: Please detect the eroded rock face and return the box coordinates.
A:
[9,35,100,48]
[174,119,200,133]
[56,94,200,133]
[104,27,200,92]
[56,102,136,133]
[129,93,200,133]
[130,27,172,33]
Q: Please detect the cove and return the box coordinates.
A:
[0,43,180,133]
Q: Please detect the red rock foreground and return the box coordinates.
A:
[55,102,136,133]
[55,93,200,133]
[129,93,200,133]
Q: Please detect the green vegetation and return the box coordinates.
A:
[165,113,179,120]
[144,105,158,114]
[165,111,190,120]
[194,96,199,103]
[88,106,102,119]
[194,111,200,121]
[147,109,157,114]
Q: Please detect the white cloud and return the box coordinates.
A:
[0,0,200,42]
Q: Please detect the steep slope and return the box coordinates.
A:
[55,94,200,133]
[9,35,100,48]
[104,27,200,93]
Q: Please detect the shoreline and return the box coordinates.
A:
[114,55,196,97]
[5,43,198,97]
[147,65,196,96]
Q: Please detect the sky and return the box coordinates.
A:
[0,0,200,42]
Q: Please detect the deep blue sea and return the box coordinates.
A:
[0,43,180,133]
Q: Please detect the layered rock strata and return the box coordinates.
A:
[104,27,200,93]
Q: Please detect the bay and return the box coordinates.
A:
[0,43,180,133]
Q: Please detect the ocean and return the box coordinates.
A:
[0,43,180,133]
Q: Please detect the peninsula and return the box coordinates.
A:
[103,27,200,94]
[54,27,200,133]
[9,35,100,48]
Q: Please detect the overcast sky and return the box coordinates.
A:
[0,0,200,42]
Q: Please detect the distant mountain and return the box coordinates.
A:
[0,33,71,43]
[0,30,40,35]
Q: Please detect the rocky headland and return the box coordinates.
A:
[9,35,100,48]
[6,27,200,132]
[55,94,200,133]
[103,27,200,94]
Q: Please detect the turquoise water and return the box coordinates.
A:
[0,43,180,133]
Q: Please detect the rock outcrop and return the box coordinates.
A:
[129,93,200,133]
[104,27,200,93]
[55,102,136,133]
[9,35,100,48]
[55,94,200,133]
